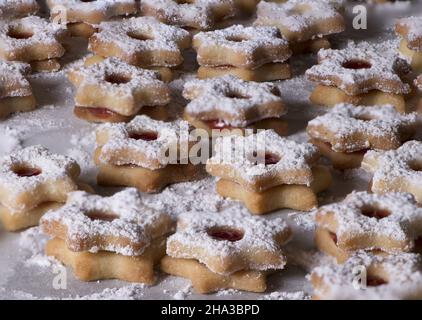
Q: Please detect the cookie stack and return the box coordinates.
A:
[193,24,292,81]
[0,16,67,72]
[41,189,174,284]
[0,146,81,231]
[94,116,204,193]
[396,17,422,73]
[182,75,289,136]
[206,130,332,215]
[0,60,36,118]
[68,57,171,123]
[161,211,291,293]
[306,104,419,170]
[306,41,411,113]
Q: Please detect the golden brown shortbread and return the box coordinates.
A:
[141,0,236,31]
[88,17,191,68]
[0,16,67,69]
[307,104,418,169]
[315,192,422,263]
[311,251,422,299]
[362,141,422,203]
[183,75,288,134]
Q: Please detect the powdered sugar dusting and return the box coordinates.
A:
[306,40,411,95]
[40,188,173,256]
[183,75,287,127]
[167,209,291,274]
[307,104,419,152]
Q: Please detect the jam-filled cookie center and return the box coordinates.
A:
[12,165,42,177]
[366,274,388,287]
[226,35,248,43]
[225,90,250,100]
[249,152,281,166]
[409,161,422,172]
[129,131,159,141]
[175,0,195,4]
[342,59,372,70]
[105,73,131,85]
[7,27,34,40]
[361,206,391,219]
[207,226,244,242]
[86,210,119,222]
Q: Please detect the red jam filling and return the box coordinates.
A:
[366,275,387,287]
[361,207,391,220]
[415,237,422,251]
[264,153,280,165]
[14,167,42,177]
[342,59,372,70]
[207,227,244,242]
[129,131,158,141]
[329,231,338,245]
[87,211,119,222]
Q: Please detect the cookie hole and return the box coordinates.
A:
[127,31,154,41]
[80,0,97,2]
[354,114,373,121]
[415,237,422,252]
[329,231,338,245]
[225,91,250,99]
[342,59,372,70]
[129,131,158,141]
[361,206,391,220]
[204,119,232,129]
[207,226,244,242]
[105,73,131,85]
[7,27,34,39]
[366,275,388,287]
[86,210,119,222]
[409,161,422,172]
[264,153,280,165]
[12,165,42,177]
[175,0,194,3]
[248,151,281,166]
[226,36,247,43]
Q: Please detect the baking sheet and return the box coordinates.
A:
[0,1,421,300]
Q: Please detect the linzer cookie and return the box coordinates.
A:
[254,0,345,54]
[311,251,422,300]
[306,41,411,112]
[206,130,332,214]
[67,57,171,123]
[362,140,422,203]
[46,0,139,38]
[315,191,422,264]
[95,115,204,193]
[193,25,292,81]
[88,17,191,80]
[0,60,36,118]
[0,16,68,72]
[161,210,291,293]
[41,188,174,283]
[140,0,236,31]
[0,0,39,19]
[307,104,418,170]
[182,75,288,136]
[396,17,422,72]
[0,146,87,231]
